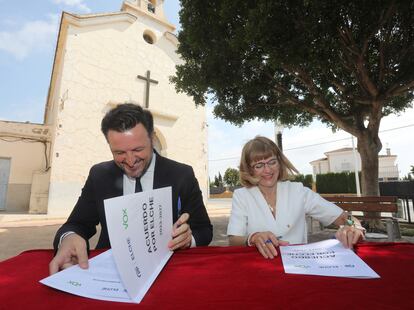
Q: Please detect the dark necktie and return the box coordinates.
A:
[135,178,142,193]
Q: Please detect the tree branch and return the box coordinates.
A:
[386,80,414,97]
[356,53,379,97]
[337,28,374,97]
[378,33,388,85]
[266,71,359,135]
[328,75,373,106]
[280,66,360,133]
[356,2,397,97]
[337,3,396,100]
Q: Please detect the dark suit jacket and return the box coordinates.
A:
[53,154,213,250]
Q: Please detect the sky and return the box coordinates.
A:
[1,0,413,180]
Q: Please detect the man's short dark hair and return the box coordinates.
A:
[101,103,154,138]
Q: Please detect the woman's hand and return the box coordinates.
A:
[333,212,366,249]
[335,225,365,249]
[249,231,289,259]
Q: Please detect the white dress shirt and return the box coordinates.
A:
[227,181,343,244]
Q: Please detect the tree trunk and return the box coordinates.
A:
[357,131,381,196]
[357,130,383,231]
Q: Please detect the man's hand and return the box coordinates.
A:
[168,213,192,251]
[49,233,89,275]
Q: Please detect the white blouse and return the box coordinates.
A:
[227,181,343,244]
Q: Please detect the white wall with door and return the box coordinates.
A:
[0,157,11,211]
[0,137,48,212]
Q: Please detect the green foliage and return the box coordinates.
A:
[402,174,413,181]
[174,0,413,125]
[213,172,224,187]
[402,165,414,180]
[316,172,361,194]
[173,0,414,195]
[223,167,241,187]
[213,175,219,187]
[292,174,313,189]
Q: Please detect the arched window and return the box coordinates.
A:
[153,134,162,153]
[147,0,156,13]
[153,129,167,156]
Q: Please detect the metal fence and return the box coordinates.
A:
[380,181,414,223]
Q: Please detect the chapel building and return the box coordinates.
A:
[0,0,208,216]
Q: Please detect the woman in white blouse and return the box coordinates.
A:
[227,136,365,259]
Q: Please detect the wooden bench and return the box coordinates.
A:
[321,195,401,241]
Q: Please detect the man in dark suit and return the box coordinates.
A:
[49,103,212,274]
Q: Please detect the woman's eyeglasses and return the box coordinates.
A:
[251,158,279,171]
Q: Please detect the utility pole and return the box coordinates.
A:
[351,135,361,196]
[274,120,283,151]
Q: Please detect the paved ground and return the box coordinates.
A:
[1,198,413,262]
[0,199,233,262]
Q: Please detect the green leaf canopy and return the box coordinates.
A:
[173,0,414,132]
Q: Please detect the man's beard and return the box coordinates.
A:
[118,150,154,178]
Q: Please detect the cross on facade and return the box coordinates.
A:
[137,70,159,108]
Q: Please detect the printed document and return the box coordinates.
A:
[40,187,173,303]
[104,186,173,302]
[40,249,131,303]
[280,239,380,278]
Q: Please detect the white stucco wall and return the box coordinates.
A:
[311,160,329,175]
[46,11,207,216]
[327,151,361,173]
[379,156,399,179]
[0,121,50,212]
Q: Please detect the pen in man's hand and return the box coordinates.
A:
[177,196,182,217]
[175,196,186,230]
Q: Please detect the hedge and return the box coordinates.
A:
[316,172,361,194]
[292,174,313,189]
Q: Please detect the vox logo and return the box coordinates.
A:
[122,208,128,229]
[68,280,81,287]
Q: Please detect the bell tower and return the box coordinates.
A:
[121,0,175,31]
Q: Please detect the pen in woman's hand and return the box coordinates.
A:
[265,236,283,244]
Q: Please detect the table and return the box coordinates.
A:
[1,243,413,309]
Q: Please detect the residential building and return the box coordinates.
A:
[310,147,398,181]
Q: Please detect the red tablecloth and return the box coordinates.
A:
[1,243,413,309]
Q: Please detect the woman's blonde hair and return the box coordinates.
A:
[239,136,298,187]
